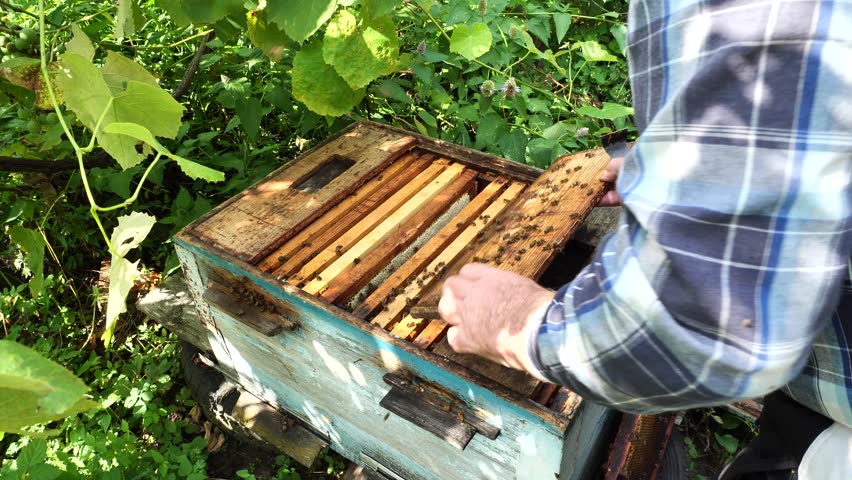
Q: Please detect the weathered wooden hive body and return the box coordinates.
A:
[174,122,617,480]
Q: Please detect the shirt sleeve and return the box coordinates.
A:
[528,0,852,413]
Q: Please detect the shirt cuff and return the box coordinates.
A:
[524,301,552,382]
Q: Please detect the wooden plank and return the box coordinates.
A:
[370,182,526,331]
[431,339,541,397]
[257,152,421,273]
[412,319,449,349]
[530,382,560,406]
[352,177,509,321]
[319,170,478,304]
[303,163,468,296]
[137,274,212,352]
[271,155,434,280]
[189,123,416,263]
[288,160,451,287]
[379,384,478,450]
[389,314,425,341]
[409,148,611,320]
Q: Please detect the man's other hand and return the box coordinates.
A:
[598,156,623,207]
[439,263,553,376]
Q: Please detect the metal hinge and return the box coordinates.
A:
[359,452,407,480]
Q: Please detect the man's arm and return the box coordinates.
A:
[443,0,852,413]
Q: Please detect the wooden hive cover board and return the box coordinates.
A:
[187,122,416,263]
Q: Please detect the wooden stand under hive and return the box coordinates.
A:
[173,122,620,480]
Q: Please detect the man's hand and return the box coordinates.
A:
[598,156,623,207]
[439,263,554,376]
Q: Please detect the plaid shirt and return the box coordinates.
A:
[529,0,852,426]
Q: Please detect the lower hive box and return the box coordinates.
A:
[174,121,618,479]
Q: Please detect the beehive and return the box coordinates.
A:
[174,122,617,480]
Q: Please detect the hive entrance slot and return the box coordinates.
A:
[293,155,355,194]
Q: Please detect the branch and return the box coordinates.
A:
[172,31,216,101]
[0,0,59,27]
[0,151,112,173]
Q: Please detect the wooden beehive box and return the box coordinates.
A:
[174,121,617,480]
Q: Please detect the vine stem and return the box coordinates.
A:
[111,28,214,51]
[39,0,113,253]
[97,153,163,213]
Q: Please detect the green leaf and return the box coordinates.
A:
[684,436,700,459]
[576,102,634,120]
[56,53,185,169]
[418,110,437,129]
[266,0,339,44]
[499,129,528,162]
[362,0,400,20]
[103,123,226,182]
[449,23,492,60]
[291,40,365,116]
[156,0,243,27]
[111,211,156,257]
[8,226,45,298]
[527,137,559,168]
[574,40,617,62]
[235,96,262,141]
[66,24,94,61]
[101,212,156,346]
[542,121,570,141]
[103,256,139,347]
[554,13,572,44]
[115,0,145,40]
[323,10,400,89]
[610,23,628,55]
[476,111,506,146]
[101,52,158,93]
[374,79,413,104]
[0,339,100,434]
[246,9,289,62]
[714,433,739,455]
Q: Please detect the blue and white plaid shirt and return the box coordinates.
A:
[529,0,852,427]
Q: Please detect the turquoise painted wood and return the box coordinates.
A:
[175,238,615,480]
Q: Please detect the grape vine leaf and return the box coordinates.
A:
[246,9,288,62]
[0,57,53,110]
[67,25,94,61]
[7,226,44,298]
[576,102,634,120]
[103,123,226,182]
[323,10,399,89]
[266,0,339,44]
[102,52,158,93]
[554,13,572,43]
[156,0,243,26]
[573,40,617,62]
[115,0,145,40]
[449,22,492,60]
[362,0,400,20]
[102,212,156,346]
[0,339,100,435]
[291,40,365,116]
[56,53,184,169]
